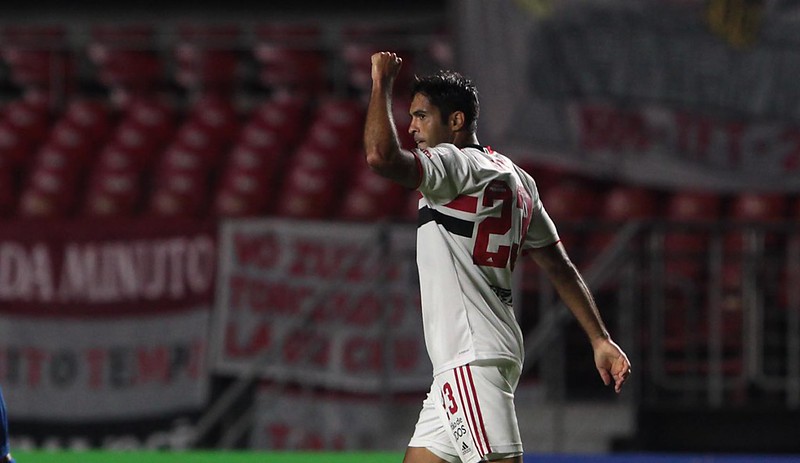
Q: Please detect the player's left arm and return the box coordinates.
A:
[363,51,420,189]
[528,242,632,393]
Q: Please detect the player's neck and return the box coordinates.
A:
[453,132,480,149]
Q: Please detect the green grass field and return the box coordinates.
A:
[13,451,405,463]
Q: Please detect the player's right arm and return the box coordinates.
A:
[363,52,420,189]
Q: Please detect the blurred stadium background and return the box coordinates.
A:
[0,0,799,461]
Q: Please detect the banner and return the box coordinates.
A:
[0,218,215,422]
[213,219,431,392]
[458,0,800,191]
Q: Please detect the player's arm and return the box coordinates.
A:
[528,241,632,393]
[363,52,420,189]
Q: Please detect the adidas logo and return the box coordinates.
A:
[461,441,470,454]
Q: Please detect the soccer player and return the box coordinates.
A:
[0,386,12,463]
[363,52,632,463]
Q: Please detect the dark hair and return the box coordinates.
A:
[411,70,480,133]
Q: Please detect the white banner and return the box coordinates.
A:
[213,219,431,392]
[458,0,800,191]
[0,310,209,420]
[0,218,215,422]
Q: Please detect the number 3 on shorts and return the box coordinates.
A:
[441,382,458,418]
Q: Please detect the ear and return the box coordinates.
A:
[449,111,466,132]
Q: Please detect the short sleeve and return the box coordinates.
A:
[524,192,560,249]
[413,144,470,204]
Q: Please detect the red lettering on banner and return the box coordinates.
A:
[24,347,47,387]
[225,322,271,357]
[781,129,800,170]
[290,240,353,278]
[307,290,386,327]
[187,339,205,378]
[394,336,420,372]
[676,112,713,160]
[344,337,381,372]
[344,293,381,326]
[726,121,745,166]
[137,346,169,383]
[231,276,310,315]
[85,348,105,389]
[282,329,330,366]
[579,105,650,152]
[228,275,247,308]
[233,233,280,269]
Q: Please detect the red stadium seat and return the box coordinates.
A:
[275,143,344,219]
[338,151,409,221]
[539,180,600,251]
[589,185,660,251]
[340,24,415,92]
[4,99,50,147]
[18,144,83,218]
[148,169,210,218]
[174,24,242,96]
[663,190,722,280]
[63,99,112,147]
[725,192,787,252]
[88,24,162,99]
[107,121,166,171]
[0,25,74,101]
[121,97,177,147]
[212,163,275,217]
[83,168,142,217]
[0,163,15,216]
[185,97,240,149]
[254,23,326,97]
[0,120,35,168]
[247,95,309,147]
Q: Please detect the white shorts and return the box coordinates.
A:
[408,360,523,463]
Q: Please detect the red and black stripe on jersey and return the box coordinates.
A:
[416,194,479,239]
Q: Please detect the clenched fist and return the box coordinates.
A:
[371,51,403,85]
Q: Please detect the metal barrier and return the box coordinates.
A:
[522,220,800,408]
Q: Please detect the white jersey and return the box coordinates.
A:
[413,143,559,375]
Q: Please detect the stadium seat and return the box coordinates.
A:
[338,150,409,221]
[539,179,600,252]
[4,99,50,149]
[62,99,113,147]
[121,97,177,147]
[253,23,326,97]
[588,185,660,252]
[0,25,74,103]
[275,143,343,219]
[88,24,162,105]
[148,168,210,218]
[662,190,723,280]
[83,168,142,217]
[18,143,83,218]
[175,23,242,96]
[212,153,277,217]
[0,121,35,169]
[0,163,15,216]
[339,24,416,93]
[107,121,166,171]
[185,96,240,150]
[247,95,309,148]
[725,192,788,252]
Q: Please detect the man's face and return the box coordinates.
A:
[408,93,451,150]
